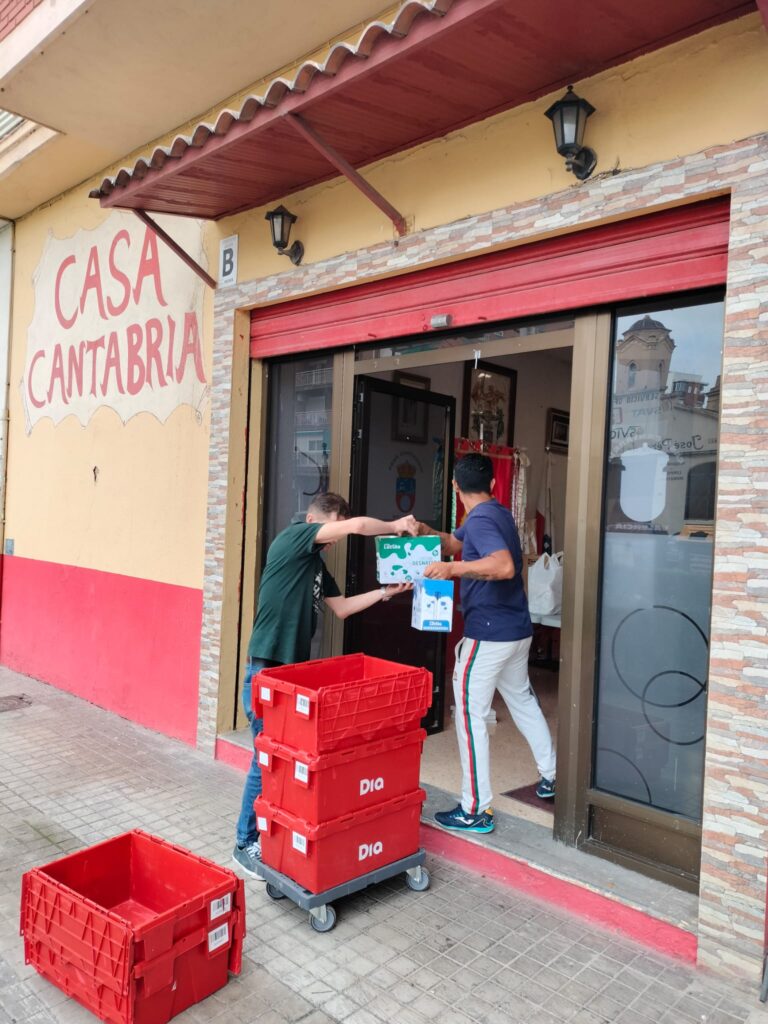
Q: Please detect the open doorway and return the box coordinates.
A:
[345,341,573,829]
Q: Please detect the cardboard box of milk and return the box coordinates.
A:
[375,535,441,583]
[412,579,454,632]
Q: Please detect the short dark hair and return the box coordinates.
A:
[308,492,352,519]
[454,453,493,495]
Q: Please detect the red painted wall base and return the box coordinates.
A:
[214,734,697,962]
[0,555,203,745]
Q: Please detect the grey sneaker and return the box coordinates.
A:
[232,839,262,878]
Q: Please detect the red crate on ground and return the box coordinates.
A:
[256,728,426,823]
[255,789,426,893]
[20,830,245,1024]
[254,653,432,754]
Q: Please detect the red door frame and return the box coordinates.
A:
[250,197,730,357]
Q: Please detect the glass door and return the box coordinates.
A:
[345,376,455,732]
[588,294,725,886]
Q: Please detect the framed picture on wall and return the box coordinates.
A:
[461,361,517,446]
[546,407,570,454]
[391,371,430,444]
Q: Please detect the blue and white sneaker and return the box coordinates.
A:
[536,777,556,800]
[434,804,495,833]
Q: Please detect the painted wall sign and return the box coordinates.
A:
[21,213,208,432]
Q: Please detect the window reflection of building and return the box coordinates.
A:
[294,360,332,500]
[608,315,719,535]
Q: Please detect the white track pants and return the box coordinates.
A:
[453,636,556,815]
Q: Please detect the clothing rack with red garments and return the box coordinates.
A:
[452,438,528,532]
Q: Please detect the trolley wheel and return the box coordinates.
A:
[265,882,286,901]
[309,905,337,932]
[405,866,430,892]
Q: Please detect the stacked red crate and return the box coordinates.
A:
[253,653,431,894]
[20,830,245,1024]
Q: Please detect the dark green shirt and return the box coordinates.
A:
[247,522,341,665]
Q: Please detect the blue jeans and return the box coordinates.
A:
[235,657,278,846]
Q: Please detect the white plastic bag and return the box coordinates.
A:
[527,552,563,616]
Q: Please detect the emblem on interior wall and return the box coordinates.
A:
[395,460,417,513]
[20,211,208,433]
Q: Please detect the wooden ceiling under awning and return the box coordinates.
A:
[91,0,755,221]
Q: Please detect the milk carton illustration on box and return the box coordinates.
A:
[375,535,441,583]
[412,579,454,632]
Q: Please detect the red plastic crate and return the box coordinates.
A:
[254,653,432,754]
[20,830,245,1024]
[256,728,426,823]
[255,788,426,893]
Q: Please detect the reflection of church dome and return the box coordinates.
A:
[628,315,668,332]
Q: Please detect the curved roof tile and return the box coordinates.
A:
[89,0,452,200]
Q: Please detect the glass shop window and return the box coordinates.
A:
[593,295,724,822]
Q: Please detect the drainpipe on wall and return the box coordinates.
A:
[0,220,15,644]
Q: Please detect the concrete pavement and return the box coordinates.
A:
[0,668,765,1024]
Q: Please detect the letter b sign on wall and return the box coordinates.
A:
[219,235,238,287]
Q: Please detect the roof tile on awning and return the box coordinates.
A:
[90,0,754,221]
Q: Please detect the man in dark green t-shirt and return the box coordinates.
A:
[233,491,416,876]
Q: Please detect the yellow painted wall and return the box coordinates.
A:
[6,192,214,589]
[5,11,766,592]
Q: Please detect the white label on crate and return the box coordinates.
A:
[210,893,231,921]
[360,777,384,796]
[359,841,384,861]
[292,831,308,855]
[260,686,271,702]
[295,694,310,717]
[258,750,269,767]
[208,922,229,953]
[294,761,309,783]
[257,816,268,832]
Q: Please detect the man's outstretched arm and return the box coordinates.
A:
[424,549,515,581]
[415,520,463,558]
[315,515,417,544]
[325,584,411,620]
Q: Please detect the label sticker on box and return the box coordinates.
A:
[257,816,268,832]
[292,831,308,855]
[295,694,310,716]
[208,922,229,953]
[258,750,269,767]
[260,685,271,702]
[210,893,231,920]
[294,761,309,783]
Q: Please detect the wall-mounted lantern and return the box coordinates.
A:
[544,85,597,181]
[265,205,304,265]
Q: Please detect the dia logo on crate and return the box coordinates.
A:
[359,841,384,861]
[360,776,384,796]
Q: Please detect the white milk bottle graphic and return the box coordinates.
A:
[619,444,669,522]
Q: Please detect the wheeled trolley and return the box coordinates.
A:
[257,849,429,932]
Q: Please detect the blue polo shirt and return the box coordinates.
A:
[454,499,532,642]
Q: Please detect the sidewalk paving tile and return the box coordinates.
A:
[0,669,764,1024]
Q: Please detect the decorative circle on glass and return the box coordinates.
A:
[610,605,708,747]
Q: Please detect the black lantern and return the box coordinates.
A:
[544,85,597,180]
[265,205,304,265]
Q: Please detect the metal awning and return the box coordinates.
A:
[90,0,754,222]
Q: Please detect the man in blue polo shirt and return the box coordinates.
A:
[422,453,556,833]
